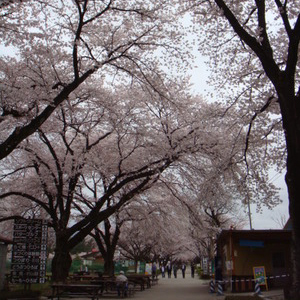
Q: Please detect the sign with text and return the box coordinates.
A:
[253,266,268,290]
[11,219,48,284]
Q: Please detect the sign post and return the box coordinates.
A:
[253,266,268,291]
[11,219,48,285]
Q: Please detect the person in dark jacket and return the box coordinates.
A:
[161,265,165,278]
[152,262,157,279]
[191,262,195,278]
[173,264,178,278]
[167,262,172,278]
[181,263,186,278]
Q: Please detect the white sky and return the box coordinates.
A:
[249,172,289,230]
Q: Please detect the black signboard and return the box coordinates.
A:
[11,219,48,284]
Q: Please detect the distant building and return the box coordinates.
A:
[216,229,292,292]
[80,249,104,269]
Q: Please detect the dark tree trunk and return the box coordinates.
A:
[283,104,300,299]
[286,171,300,299]
[208,1,300,297]
[91,220,121,276]
[51,236,72,282]
[277,78,300,299]
[103,251,115,276]
[134,260,138,273]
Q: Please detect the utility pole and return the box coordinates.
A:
[247,197,253,230]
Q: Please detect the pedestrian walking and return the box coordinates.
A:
[191,263,195,278]
[181,263,186,278]
[161,265,165,278]
[167,262,172,278]
[152,262,157,279]
[173,264,178,278]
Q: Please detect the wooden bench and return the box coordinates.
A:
[127,274,151,290]
[91,279,136,298]
[115,281,135,298]
[51,283,101,300]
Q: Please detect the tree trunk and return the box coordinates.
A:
[279,83,300,299]
[51,236,72,282]
[134,260,138,273]
[285,139,300,299]
[103,251,115,276]
[288,199,300,299]
[92,221,121,276]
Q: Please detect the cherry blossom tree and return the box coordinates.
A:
[185,0,300,297]
[116,174,245,269]
[0,0,290,285]
[151,100,279,266]
[86,107,260,274]
[0,0,190,160]
[118,222,154,270]
[89,183,197,276]
[89,218,122,276]
[87,201,137,276]
[0,80,215,281]
[160,172,246,261]
[117,191,195,268]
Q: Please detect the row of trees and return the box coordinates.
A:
[1,80,260,280]
[52,174,247,276]
[0,1,297,298]
[0,0,195,281]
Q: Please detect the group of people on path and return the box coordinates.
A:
[159,262,195,279]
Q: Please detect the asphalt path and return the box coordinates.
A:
[51,272,224,300]
[52,269,284,300]
[132,274,223,300]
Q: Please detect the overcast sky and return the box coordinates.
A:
[250,173,289,230]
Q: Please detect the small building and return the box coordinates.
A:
[77,250,105,272]
[0,235,13,290]
[80,249,104,265]
[216,229,291,292]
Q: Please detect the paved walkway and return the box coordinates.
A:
[141,274,285,300]
[52,271,285,300]
[133,275,219,300]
